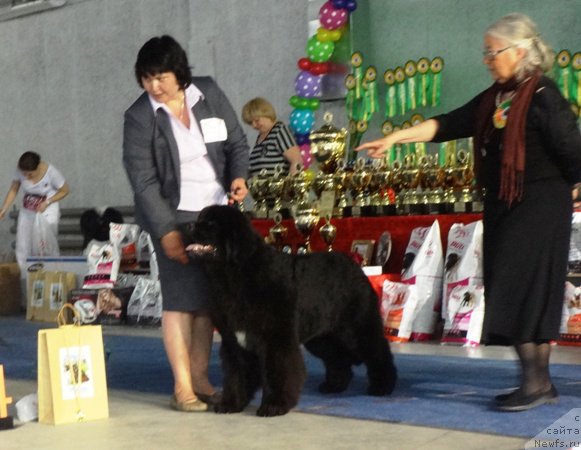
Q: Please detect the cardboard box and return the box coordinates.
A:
[0,263,21,315]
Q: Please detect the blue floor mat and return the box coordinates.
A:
[1,316,579,438]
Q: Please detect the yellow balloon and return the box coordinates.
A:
[329,29,342,42]
[317,27,331,42]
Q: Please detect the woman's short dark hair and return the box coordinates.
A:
[134,35,192,89]
[18,151,40,171]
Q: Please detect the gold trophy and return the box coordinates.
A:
[267,165,286,218]
[332,159,351,217]
[422,154,446,214]
[248,169,270,218]
[318,214,337,252]
[310,112,348,174]
[294,204,320,254]
[268,213,288,251]
[350,158,372,216]
[286,165,313,215]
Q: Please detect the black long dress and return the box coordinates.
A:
[433,76,581,344]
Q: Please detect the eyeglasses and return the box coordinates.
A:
[482,46,513,59]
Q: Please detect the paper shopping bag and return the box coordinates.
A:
[38,305,109,425]
[27,271,77,322]
[27,270,46,321]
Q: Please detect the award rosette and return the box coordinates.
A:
[404,60,418,111]
[400,120,414,159]
[394,66,407,116]
[556,49,572,101]
[429,57,444,107]
[416,57,431,107]
[362,66,379,120]
[381,120,397,164]
[351,51,364,99]
[344,73,358,120]
[384,69,396,118]
[410,114,426,157]
[572,52,581,107]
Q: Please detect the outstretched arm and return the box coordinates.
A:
[0,180,20,220]
[356,119,440,158]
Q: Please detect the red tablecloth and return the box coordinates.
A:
[252,213,482,273]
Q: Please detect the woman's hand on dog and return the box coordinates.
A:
[229,178,248,204]
[161,230,188,264]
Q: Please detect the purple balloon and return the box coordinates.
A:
[331,0,347,8]
[294,70,322,99]
[294,133,311,145]
[345,0,357,12]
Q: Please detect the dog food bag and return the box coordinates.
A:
[83,242,121,289]
[400,220,443,341]
[126,276,162,326]
[558,281,581,346]
[569,213,581,273]
[380,280,419,342]
[110,223,141,271]
[441,285,484,346]
[442,220,483,320]
[69,287,134,325]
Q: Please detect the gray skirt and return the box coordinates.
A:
[152,210,213,313]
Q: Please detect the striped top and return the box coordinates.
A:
[249,121,297,178]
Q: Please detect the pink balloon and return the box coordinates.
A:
[319,1,348,31]
[299,144,313,169]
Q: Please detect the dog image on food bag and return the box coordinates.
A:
[186,205,397,417]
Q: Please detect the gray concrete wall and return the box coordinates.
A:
[0,0,309,255]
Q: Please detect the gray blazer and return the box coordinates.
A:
[123,76,249,240]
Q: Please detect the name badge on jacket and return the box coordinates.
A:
[200,118,228,143]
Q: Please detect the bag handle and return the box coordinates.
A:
[57,303,81,327]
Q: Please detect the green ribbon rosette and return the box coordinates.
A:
[381,120,396,164]
[429,57,444,107]
[555,50,572,101]
[572,52,581,107]
[394,66,407,116]
[347,119,358,162]
[410,114,426,157]
[392,125,403,162]
[345,74,358,120]
[404,60,418,111]
[351,51,364,100]
[416,57,431,107]
[401,121,413,158]
[384,69,397,118]
[362,66,379,121]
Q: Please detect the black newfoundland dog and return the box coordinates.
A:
[187,205,397,417]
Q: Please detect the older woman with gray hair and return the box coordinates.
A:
[357,13,581,411]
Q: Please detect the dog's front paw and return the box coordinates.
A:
[214,402,245,414]
[256,403,291,417]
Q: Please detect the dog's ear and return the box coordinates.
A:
[223,210,263,264]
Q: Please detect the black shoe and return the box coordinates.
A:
[497,385,559,412]
[195,391,222,406]
[494,388,519,404]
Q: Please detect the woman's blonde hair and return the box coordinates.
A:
[241,97,277,124]
[485,13,554,80]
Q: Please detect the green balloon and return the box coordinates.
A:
[309,98,320,110]
[306,35,334,63]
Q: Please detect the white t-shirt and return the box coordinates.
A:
[16,164,66,197]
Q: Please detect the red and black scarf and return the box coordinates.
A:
[473,71,541,206]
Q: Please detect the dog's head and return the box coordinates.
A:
[187,205,263,264]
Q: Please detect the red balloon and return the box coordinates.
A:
[298,57,312,71]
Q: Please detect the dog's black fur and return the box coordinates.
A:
[189,205,397,417]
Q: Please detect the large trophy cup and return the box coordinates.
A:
[294,204,320,254]
[248,169,270,218]
[309,112,348,217]
[318,214,337,252]
[268,213,288,252]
